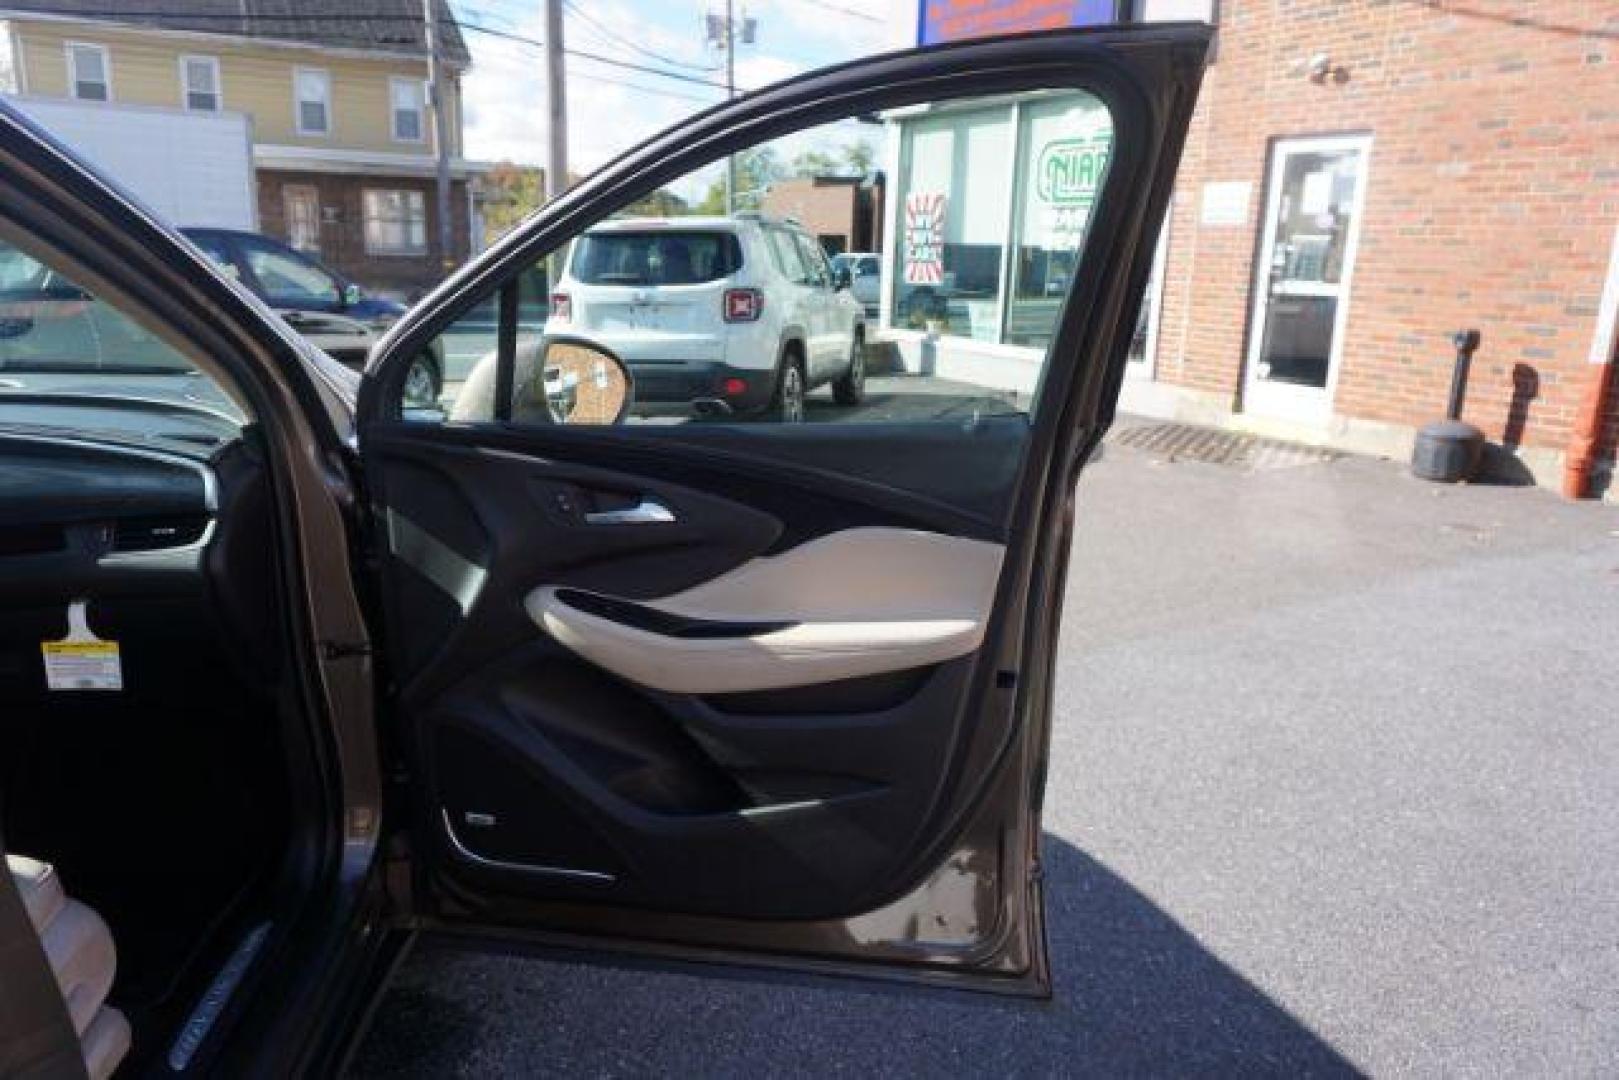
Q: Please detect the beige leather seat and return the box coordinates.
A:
[7,854,131,1080]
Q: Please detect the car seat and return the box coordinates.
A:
[7,854,130,1080]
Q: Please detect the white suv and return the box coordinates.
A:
[546,215,867,421]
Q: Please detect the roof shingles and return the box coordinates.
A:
[2,0,471,66]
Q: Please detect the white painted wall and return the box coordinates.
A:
[4,95,256,230]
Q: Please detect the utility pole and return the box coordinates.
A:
[423,0,454,272]
[543,0,568,202]
[706,3,754,212]
[723,0,736,214]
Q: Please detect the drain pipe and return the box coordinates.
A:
[1565,220,1619,499]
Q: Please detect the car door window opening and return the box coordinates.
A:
[404,85,1118,429]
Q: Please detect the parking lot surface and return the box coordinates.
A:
[351,424,1619,1077]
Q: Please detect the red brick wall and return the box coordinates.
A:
[1153,0,1619,455]
[257,171,472,302]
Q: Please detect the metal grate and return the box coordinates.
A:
[1108,422,1344,471]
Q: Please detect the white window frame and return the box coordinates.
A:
[362,188,428,257]
[389,76,426,144]
[65,40,110,102]
[178,54,221,112]
[293,66,331,136]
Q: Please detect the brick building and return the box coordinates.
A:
[0,1,484,302]
[761,174,885,255]
[882,0,1619,494]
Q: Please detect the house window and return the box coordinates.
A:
[363,189,428,255]
[67,42,110,101]
[391,77,426,142]
[295,67,331,135]
[180,55,220,111]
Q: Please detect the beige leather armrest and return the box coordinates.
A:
[527,528,1004,694]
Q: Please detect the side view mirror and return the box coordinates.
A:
[447,334,634,425]
[832,266,853,291]
[342,282,363,307]
[532,336,633,425]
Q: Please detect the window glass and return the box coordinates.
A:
[183,56,219,111]
[792,233,831,286]
[296,69,330,134]
[1006,94,1114,348]
[363,189,427,255]
[569,231,741,286]
[765,228,812,285]
[392,79,424,141]
[891,105,1011,341]
[186,232,240,278]
[69,44,108,101]
[238,238,340,307]
[0,237,242,433]
[411,91,1113,430]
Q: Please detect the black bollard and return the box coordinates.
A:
[1411,329,1486,482]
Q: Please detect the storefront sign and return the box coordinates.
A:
[919,0,1121,45]
[903,192,948,285]
[1036,134,1110,210]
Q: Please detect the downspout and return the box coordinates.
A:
[1563,218,1619,499]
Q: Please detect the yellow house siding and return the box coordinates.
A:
[12,21,459,156]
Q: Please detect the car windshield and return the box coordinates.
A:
[569,229,742,286]
[0,239,195,374]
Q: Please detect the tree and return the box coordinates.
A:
[480,162,545,245]
[788,140,877,179]
[694,147,788,213]
[624,188,690,216]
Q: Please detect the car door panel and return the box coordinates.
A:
[360,26,1209,994]
[367,416,1030,922]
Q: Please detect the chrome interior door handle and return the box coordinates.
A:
[583,498,677,526]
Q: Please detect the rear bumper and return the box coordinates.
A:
[628,360,776,415]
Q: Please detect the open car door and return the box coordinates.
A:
[356,26,1208,996]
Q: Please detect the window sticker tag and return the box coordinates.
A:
[41,600,122,691]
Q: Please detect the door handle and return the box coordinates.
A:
[583,498,677,526]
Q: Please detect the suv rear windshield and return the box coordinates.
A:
[570,230,743,286]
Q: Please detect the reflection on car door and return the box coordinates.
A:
[357,26,1208,997]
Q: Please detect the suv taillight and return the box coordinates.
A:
[551,292,571,321]
[723,288,763,323]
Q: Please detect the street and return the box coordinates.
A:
[349,423,1619,1076]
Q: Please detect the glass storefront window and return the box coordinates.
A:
[891,105,1012,341]
[888,92,1113,350]
[1006,95,1114,348]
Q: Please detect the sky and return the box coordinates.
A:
[455,0,896,187]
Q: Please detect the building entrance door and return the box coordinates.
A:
[1243,135,1371,424]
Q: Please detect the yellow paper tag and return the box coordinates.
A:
[41,600,123,691]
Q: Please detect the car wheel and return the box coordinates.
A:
[403,352,441,408]
[832,328,866,406]
[772,353,806,424]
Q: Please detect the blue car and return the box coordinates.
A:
[180,227,443,405]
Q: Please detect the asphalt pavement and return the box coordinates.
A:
[349,421,1619,1077]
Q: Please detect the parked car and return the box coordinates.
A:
[0,25,1206,1078]
[547,214,867,421]
[180,227,444,406]
[831,250,881,317]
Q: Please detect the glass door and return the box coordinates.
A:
[1243,135,1371,423]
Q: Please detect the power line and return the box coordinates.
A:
[28,9,744,89]
[562,0,719,72]
[777,0,883,25]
